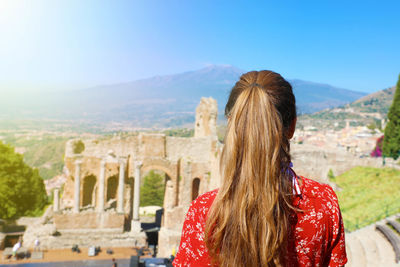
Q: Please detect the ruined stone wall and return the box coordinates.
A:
[208,141,223,190]
[138,133,166,158]
[65,136,138,159]
[62,156,123,210]
[54,212,126,231]
[178,161,208,208]
[166,136,215,162]
[291,143,385,183]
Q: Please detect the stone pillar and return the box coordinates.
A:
[131,161,143,231]
[164,179,174,209]
[97,160,106,212]
[117,160,126,213]
[73,160,82,213]
[194,97,218,138]
[53,188,60,212]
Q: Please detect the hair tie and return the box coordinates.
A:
[249,83,264,88]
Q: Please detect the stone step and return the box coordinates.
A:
[58,228,124,235]
[345,225,400,267]
[38,231,147,250]
[345,235,353,266]
[346,232,367,267]
[388,220,400,235]
[356,228,380,267]
[374,228,400,267]
[376,224,400,264]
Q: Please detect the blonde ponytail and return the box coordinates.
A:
[205,71,296,266]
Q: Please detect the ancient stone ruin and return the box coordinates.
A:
[45,97,222,256]
[195,97,218,138]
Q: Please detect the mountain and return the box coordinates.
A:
[72,66,365,115]
[290,79,367,113]
[0,65,367,128]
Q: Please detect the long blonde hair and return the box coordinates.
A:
[205,71,297,266]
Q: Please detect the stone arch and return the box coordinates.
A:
[141,158,179,210]
[82,174,97,207]
[141,157,176,178]
[192,177,200,201]
[106,175,118,201]
[141,165,174,183]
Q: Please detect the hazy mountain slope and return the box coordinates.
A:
[351,86,396,114]
[0,65,367,127]
[57,65,366,116]
[290,79,366,113]
[299,85,395,130]
[69,65,243,112]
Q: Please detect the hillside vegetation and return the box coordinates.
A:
[332,166,400,231]
[0,132,68,180]
[352,86,396,114]
[298,86,395,131]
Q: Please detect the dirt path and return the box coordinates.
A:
[0,247,146,265]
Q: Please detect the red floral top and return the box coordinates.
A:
[173,177,347,267]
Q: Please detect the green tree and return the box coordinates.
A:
[0,141,47,219]
[140,170,165,207]
[383,74,400,160]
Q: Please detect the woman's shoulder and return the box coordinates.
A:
[294,177,347,265]
[189,189,219,213]
[175,190,218,266]
[300,176,340,206]
[195,189,219,203]
[181,189,219,229]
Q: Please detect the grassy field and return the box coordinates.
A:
[333,166,400,232]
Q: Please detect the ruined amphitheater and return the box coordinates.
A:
[20,97,400,263]
[22,97,221,257]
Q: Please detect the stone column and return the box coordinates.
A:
[131,161,143,231]
[164,179,174,209]
[73,160,82,213]
[97,160,106,212]
[53,188,60,212]
[117,160,126,213]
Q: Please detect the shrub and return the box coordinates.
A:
[73,140,85,154]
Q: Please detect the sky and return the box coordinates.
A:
[0,0,399,94]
